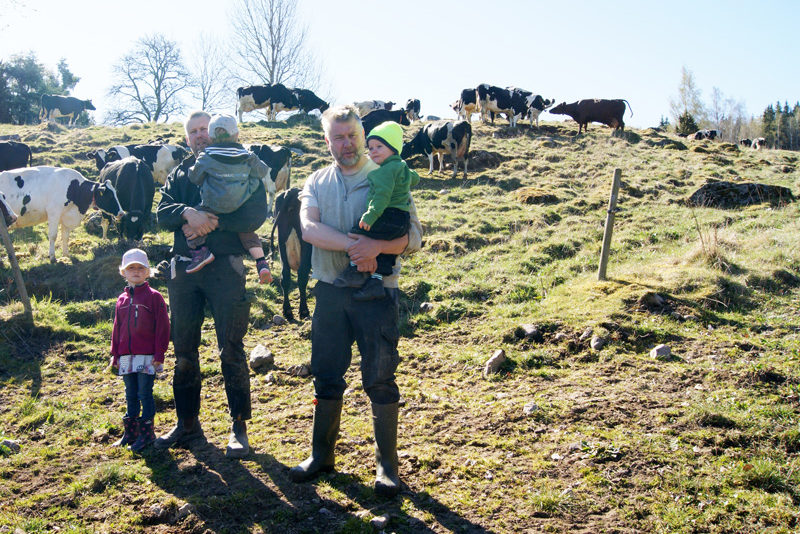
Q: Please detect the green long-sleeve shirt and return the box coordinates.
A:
[360,155,420,227]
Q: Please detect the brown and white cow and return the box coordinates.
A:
[353,100,395,117]
[248,144,292,215]
[452,88,478,123]
[0,167,124,261]
[401,120,472,179]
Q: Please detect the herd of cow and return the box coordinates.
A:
[0,81,769,281]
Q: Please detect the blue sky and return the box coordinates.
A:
[3,0,798,128]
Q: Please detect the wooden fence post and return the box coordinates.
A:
[0,216,33,324]
[597,168,622,281]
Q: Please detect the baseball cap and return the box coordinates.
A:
[120,248,150,271]
[208,114,239,140]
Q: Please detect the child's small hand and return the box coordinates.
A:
[359,220,371,231]
[154,363,164,373]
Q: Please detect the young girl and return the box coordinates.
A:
[110,248,170,452]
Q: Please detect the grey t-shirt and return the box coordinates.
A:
[300,159,422,288]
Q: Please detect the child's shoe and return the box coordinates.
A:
[113,416,138,447]
[256,258,272,284]
[186,246,214,274]
[333,263,368,288]
[130,418,155,452]
[353,276,386,301]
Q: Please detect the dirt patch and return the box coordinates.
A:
[687,181,796,208]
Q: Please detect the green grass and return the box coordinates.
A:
[0,119,799,532]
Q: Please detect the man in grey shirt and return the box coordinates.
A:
[290,105,422,498]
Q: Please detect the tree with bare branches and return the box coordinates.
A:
[229,0,320,89]
[106,34,191,124]
[190,33,232,113]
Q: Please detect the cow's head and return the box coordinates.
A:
[171,146,189,162]
[549,102,568,115]
[87,149,107,171]
[93,180,125,220]
[84,100,96,111]
[0,192,17,228]
[105,147,123,164]
[120,209,148,241]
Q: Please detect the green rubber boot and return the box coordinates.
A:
[372,402,401,498]
[290,398,342,482]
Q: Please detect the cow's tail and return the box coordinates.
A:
[623,100,633,117]
[26,144,32,167]
[269,210,280,265]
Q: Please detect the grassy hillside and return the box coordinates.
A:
[1,117,799,533]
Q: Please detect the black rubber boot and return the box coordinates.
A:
[353,277,386,301]
[333,264,368,288]
[372,402,401,498]
[130,418,155,452]
[154,417,204,449]
[290,399,343,482]
[113,416,138,447]
[226,419,249,458]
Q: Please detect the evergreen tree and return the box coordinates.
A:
[0,53,72,124]
[761,104,776,147]
[676,111,699,136]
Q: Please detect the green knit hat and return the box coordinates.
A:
[366,121,403,155]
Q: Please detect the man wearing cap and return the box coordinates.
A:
[290,106,422,497]
[155,110,267,458]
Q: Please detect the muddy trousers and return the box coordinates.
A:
[167,254,252,421]
[310,282,401,404]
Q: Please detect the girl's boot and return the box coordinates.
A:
[130,418,155,452]
[113,416,138,447]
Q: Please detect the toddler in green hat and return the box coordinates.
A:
[333,120,420,300]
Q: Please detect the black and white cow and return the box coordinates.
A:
[98,157,155,241]
[353,100,395,117]
[691,129,718,140]
[361,109,411,136]
[292,88,329,114]
[525,94,555,128]
[0,191,17,228]
[237,84,273,122]
[265,83,299,120]
[405,99,421,122]
[739,138,753,148]
[0,167,124,261]
[452,88,478,123]
[476,84,532,127]
[248,144,291,215]
[104,144,187,184]
[270,187,311,321]
[753,137,767,150]
[40,95,96,126]
[0,141,33,172]
[401,120,472,179]
[86,145,138,171]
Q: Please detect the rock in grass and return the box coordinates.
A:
[590,336,606,351]
[515,323,543,342]
[273,314,287,326]
[288,364,311,377]
[370,514,389,529]
[554,332,568,342]
[650,344,672,361]
[579,328,593,341]
[523,402,539,415]
[1,439,20,453]
[419,302,434,313]
[484,349,506,376]
[249,344,274,372]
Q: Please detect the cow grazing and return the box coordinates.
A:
[753,137,767,150]
[270,187,311,321]
[292,88,329,114]
[98,157,155,241]
[102,144,187,184]
[405,99,421,122]
[692,129,718,141]
[0,167,124,261]
[549,99,632,134]
[248,144,292,215]
[0,192,17,228]
[40,95,95,126]
[0,141,33,172]
[361,109,411,136]
[452,88,478,123]
[353,100,395,117]
[739,138,753,148]
[86,145,138,171]
[401,120,472,179]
